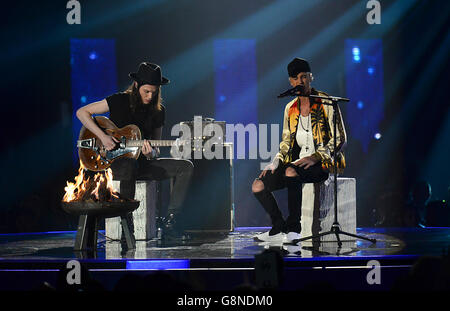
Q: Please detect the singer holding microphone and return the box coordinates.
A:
[252,58,347,243]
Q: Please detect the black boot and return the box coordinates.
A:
[120,212,134,243]
[160,213,188,245]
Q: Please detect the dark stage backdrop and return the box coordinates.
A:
[0,0,449,233]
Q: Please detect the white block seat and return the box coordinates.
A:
[300,177,357,242]
[105,180,159,242]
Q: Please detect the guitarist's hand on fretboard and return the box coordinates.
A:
[142,139,154,158]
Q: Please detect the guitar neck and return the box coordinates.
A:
[126,139,176,147]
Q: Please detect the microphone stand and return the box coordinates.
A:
[284,92,376,248]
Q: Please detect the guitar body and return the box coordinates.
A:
[78,116,142,171]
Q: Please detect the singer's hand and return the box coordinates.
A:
[259,163,277,178]
[292,156,317,170]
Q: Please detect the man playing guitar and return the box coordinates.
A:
[76,62,193,244]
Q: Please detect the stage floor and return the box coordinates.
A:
[0,227,448,263]
[0,227,449,291]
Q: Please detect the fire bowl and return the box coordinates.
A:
[61,200,140,218]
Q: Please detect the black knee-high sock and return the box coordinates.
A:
[285,176,302,233]
[253,189,285,229]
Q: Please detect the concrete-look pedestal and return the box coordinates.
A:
[300,177,356,242]
[105,180,158,241]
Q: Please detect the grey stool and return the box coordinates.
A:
[105,180,159,241]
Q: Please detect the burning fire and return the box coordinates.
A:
[63,161,120,202]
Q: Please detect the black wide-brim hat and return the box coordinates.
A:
[129,62,170,86]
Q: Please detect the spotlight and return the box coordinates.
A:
[352,47,361,62]
[80,96,87,104]
[357,101,364,109]
[368,67,375,75]
[89,52,97,60]
[374,133,382,140]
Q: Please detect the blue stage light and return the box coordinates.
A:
[70,38,117,166]
[126,260,190,270]
[346,39,384,153]
[352,47,361,62]
[374,133,382,140]
[214,39,257,125]
[80,96,87,103]
[0,230,77,236]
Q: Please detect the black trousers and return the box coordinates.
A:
[110,157,194,217]
[253,161,328,233]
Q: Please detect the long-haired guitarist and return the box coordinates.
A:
[76,62,193,244]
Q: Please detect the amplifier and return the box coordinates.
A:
[178,144,234,233]
[179,116,226,143]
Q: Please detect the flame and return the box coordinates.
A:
[63,161,120,202]
[105,168,119,199]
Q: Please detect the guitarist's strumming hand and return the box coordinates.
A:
[100,134,120,151]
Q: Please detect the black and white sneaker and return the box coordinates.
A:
[282,244,302,256]
[254,227,286,242]
[285,231,301,243]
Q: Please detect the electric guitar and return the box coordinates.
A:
[77,116,182,171]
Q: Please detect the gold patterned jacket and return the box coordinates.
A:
[274,88,347,174]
